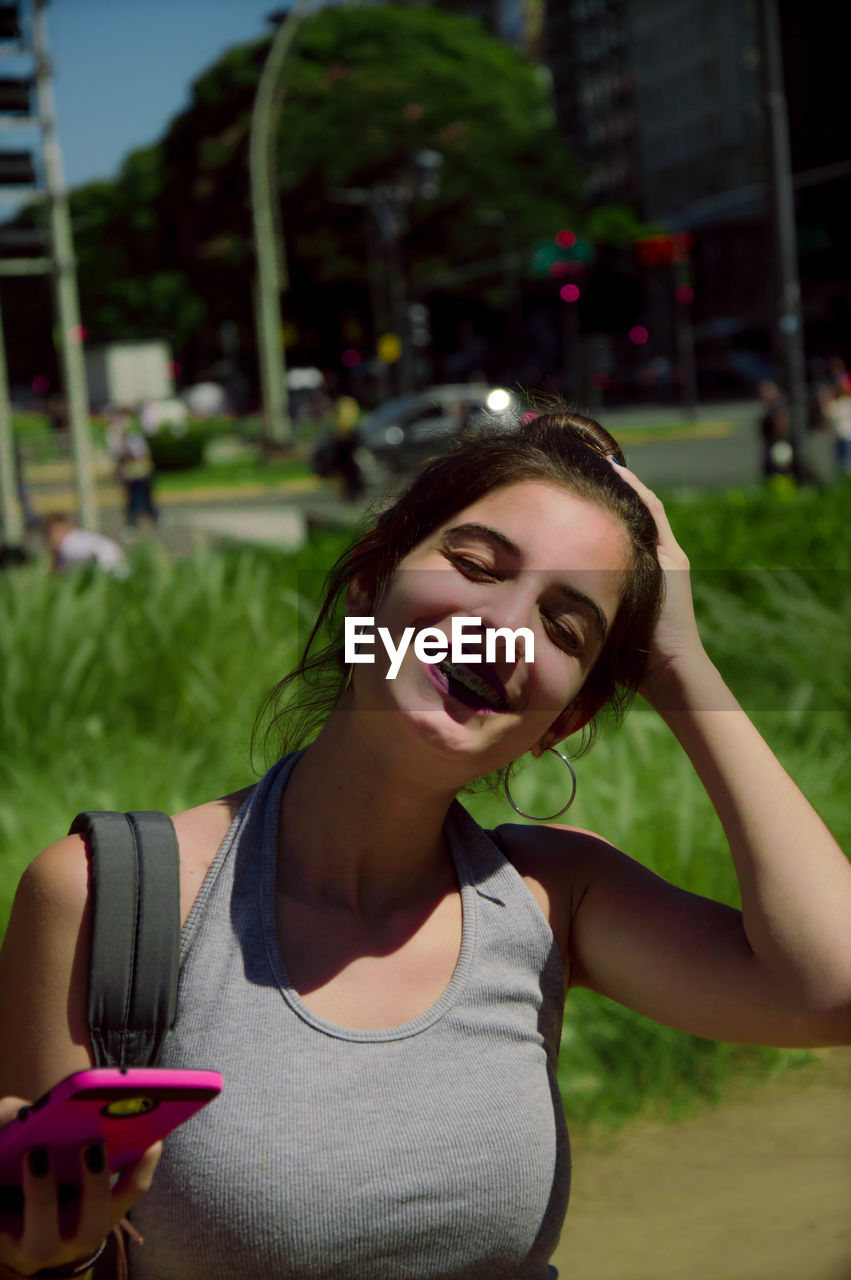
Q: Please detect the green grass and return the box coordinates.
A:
[155,455,315,492]
[1,482,848,1128]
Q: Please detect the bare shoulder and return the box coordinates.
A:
[171,784,256,925]
[0,833,94,1096]
[17,783,256,929]
[10,782,255,927]
[491,820,619,961]
[0,785,255,1098]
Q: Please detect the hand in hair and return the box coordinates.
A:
[606,458,703,698]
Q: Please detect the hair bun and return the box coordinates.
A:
[520,409,626,466]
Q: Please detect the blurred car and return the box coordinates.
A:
[357,384,521,474]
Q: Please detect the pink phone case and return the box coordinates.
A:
[0,1067,222,1192]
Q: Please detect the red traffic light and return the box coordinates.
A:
[635,232,693,266]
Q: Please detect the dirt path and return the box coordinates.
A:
[552,1048,851,1280]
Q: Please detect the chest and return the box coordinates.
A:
[274,889,463,1030]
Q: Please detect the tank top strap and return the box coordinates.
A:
[178,752,304,966]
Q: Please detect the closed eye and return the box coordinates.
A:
[444,551,501,581]
[542,612,582,654]
[446,552,583,651]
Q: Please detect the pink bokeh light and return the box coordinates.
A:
[559,283,580,303]
[628,325,649,345]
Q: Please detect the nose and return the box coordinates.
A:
[476,578,539,665]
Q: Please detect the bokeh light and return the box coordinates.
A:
[549,261,570,277]
[676,284,694,303]
[555,229,576,249]
[486,387,511,412]
[628,325,649,345]
[559,283,580,302]
[32,375,50,395]
[168,360,182,377]
[341,349,361,368]
[68,325,87,344]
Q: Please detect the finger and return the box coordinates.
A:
[0,1096,31,1127]
[607,455,666,517]
[607,457,686,561]
[73,1142,112,1256]
[109,1141,162,1223]
[18,1146,62,1267]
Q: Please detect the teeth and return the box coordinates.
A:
[439,659,505,709]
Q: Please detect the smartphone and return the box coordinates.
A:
[0,1067,222,1215]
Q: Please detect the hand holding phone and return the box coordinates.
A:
[0,1068,222,1276]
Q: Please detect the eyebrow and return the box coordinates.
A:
[441,522,610,645]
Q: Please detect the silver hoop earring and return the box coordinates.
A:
[504,748,577,821]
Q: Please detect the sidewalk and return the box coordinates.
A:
[18,464,374,558]
[554,1047,851,1280]
[102,479,372,559]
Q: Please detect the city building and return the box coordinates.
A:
[542,0,850,388]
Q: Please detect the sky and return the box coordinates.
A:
[9,0,295,191]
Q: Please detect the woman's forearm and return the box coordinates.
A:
[643,652,851,1022]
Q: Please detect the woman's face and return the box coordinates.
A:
[351,480,630,778]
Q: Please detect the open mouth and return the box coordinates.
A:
[436,659,509,712]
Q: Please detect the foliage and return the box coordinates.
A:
[3,5,629,381]
[147,421,209,471]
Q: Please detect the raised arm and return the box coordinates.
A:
[503,469,851,1048]
[580,463,851,1043]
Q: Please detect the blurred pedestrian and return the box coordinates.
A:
[321,394,365,502]
[755,380,794,481]
[42,512,127,577]
[818,357,851,474]
[106,410,159,527]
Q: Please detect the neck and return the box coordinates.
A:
[275,703,462,918]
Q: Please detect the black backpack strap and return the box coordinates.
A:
[68,810,180,1069]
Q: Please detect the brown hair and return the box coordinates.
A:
[252,410,663,771]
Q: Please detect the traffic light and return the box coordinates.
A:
[0,76,32,114]
[408,302,431,348]
[531,232,595,277]
[0,5,21,40]
[634,232,693,267]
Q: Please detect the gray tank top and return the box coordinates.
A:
[129,752,570,1279]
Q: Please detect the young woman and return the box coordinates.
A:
[1,412,849,1279]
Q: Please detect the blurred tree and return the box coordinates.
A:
[154,3,589,370]
[2,5,648,387]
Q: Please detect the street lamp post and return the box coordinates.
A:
[249,1,317,447]
[33,0,97,529]
[758,0,808,473]
[0,297,24,547]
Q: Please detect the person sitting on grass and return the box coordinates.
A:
[1,410,849,1279]
[42,513,128,578]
